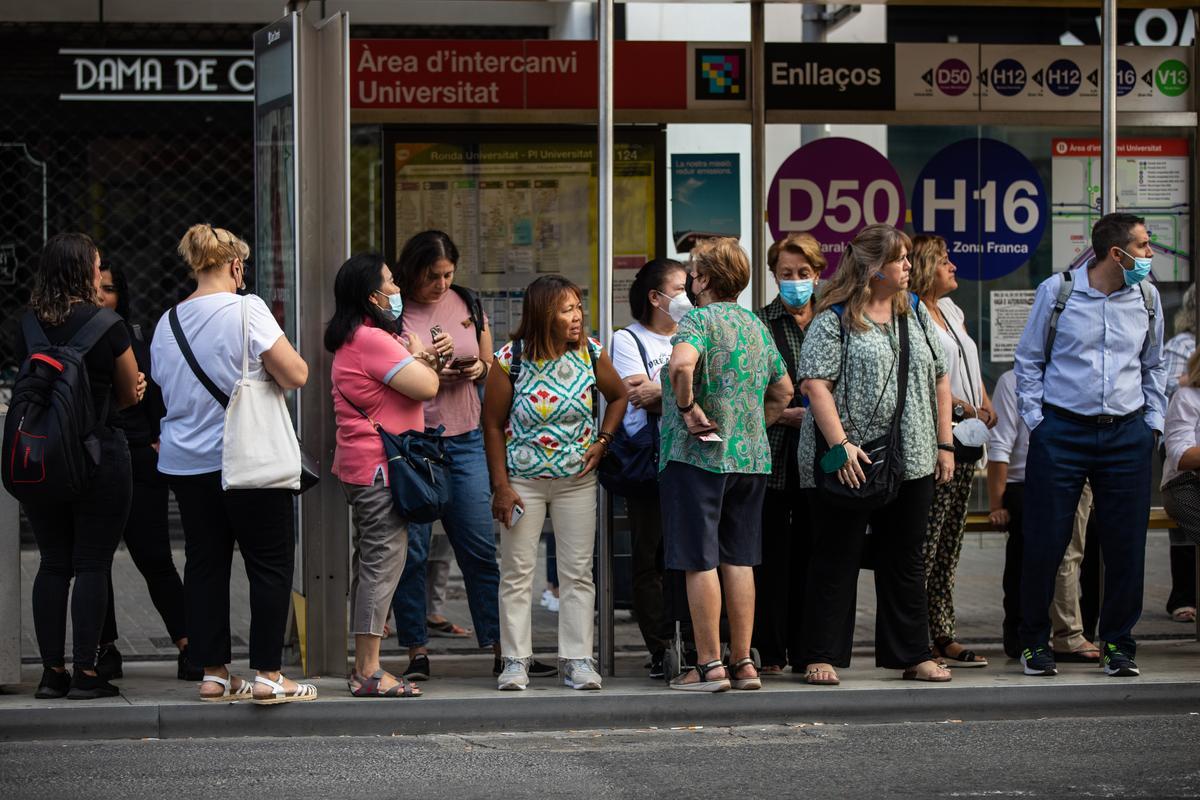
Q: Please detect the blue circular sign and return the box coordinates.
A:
[1046,58,1081,96]
[1117,58,1136,96]
[990,58,1027,96]
[911,138,1047,281]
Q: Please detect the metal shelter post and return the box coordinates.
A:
[751,1,766,309]
[596,0,616,677]
[1100,0,1117,215]
[297,7,351,677]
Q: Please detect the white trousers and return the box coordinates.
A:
[499,473,597,659]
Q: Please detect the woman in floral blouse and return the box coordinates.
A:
[482,275,627,692]
[795,223,954,687]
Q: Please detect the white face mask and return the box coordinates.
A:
[657,290,693,323]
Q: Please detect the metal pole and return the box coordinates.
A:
[597,0,615,677]
[1100,0,1117,215]
[751,1,766,309]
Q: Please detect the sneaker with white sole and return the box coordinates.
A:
[496,657,530,691]
[561,658,602,690]
[1101,643,1140,677]
[1020,645,1058,676]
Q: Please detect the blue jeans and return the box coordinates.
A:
[1020,407,1154,654]
[390,429,500,648]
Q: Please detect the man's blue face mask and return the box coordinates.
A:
[1117,248,1152,287]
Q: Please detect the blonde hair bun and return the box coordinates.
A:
[178,223,249,275]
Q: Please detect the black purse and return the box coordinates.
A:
[337,388,451,524]
[599,328,659,497]
[813,312,910,511]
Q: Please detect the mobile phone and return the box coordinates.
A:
[698,431,723,443]
[449,355,479,370]
[509,504,525,526]
[429,325,444,340]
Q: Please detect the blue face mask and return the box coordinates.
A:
[376,289,404,320]
[779,279,814,308]
[1118,248,1152,287]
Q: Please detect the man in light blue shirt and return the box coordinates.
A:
[1013,213,1165,679]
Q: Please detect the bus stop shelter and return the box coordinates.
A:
[260,0,1200,678]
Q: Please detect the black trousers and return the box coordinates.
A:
[752,466,809,669]
[1167,541,1198,613]
[625,491,669,657]
[24,430,132,669]
[800,477,935,670]
[170,472,294,671]
[101,444,187,644]
[1003,482,1103,657]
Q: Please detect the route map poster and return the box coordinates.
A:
[1051,138,1190,281]
[390,138,658,337]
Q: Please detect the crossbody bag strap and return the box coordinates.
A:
[336,386,378,429]
[169,305,229,408]
[239,296,250,381]
[892,312,910,432]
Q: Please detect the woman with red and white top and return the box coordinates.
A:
[327,252,440,698]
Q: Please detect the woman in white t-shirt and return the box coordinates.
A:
[911,234,996,669]
[151,224,314,705]
[607,259,687,679]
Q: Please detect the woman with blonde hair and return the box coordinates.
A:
[152,224,315,704]
[910,234,995,667]
[795,223,954,686]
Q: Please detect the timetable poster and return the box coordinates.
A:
[392,140,657,338]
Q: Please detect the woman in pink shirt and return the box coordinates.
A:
[326,252,440,698]
[387,231,533,683]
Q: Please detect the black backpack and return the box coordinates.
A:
[2,308,121,502]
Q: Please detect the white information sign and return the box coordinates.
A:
[1050,138,1191,281]
[894,44,979,111]
[990,290,1038,362]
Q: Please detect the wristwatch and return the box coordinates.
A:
[952,403,965,421]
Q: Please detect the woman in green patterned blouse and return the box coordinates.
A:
[795,223,954,687]
[659,238,794,692]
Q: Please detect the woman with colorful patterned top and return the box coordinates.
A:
[659,237,794,693]
[482,275,628,692]
[752,233,823,676]
[796,223,954,687]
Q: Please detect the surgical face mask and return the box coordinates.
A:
[779,278,814,308]
[375,289,404,320]
[657,290,693,323]
[1118,248,1152,287]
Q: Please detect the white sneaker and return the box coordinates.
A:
[546,594,560,613]
[497,657,530,691]
[562,658,602,690]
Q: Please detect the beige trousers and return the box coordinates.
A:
[499,473,597,660]
[1050,481,1093,652]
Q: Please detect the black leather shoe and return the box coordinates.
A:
[67,670,120,700]
[34,668,71,699]
[177,647,204,682]
[95,644,123,681]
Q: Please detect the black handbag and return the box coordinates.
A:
[599,328,659,497]
[337,388,451,523]
[813,312,910,511]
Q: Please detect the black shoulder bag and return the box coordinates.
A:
[336,387,451,524]
[813,313,909,511]
[598,328,660,497]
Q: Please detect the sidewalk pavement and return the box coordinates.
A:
[16,531,1195,663]
[1,643,1197,742]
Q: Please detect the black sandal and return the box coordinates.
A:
[668,659,731,693]
[933,638,988,668]
[729,657,761,690]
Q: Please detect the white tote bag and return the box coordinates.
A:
[221,298,302,491]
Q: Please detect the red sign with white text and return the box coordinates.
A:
[1052,138,1190,157]
[351,39,686,110]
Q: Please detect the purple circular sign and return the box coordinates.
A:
[767,138,906,276]
[936,58,972,96]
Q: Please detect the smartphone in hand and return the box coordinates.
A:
[449,355,478,370]
[510,504,525,526]
[698,432,723,442]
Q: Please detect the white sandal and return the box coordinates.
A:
[199,673,253,703]
[252,673,319,705]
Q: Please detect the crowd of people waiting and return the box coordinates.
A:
[6,211,1195,702]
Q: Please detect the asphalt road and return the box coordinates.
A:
[2,714,1198,799]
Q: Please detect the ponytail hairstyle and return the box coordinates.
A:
[324,252,394,353]
[815,224,912,333]
[629,258,685,324]
[30,232,100,325]
[177,223,249,277]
